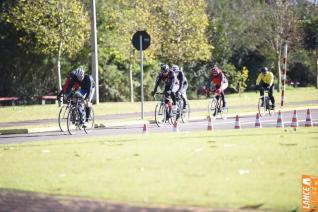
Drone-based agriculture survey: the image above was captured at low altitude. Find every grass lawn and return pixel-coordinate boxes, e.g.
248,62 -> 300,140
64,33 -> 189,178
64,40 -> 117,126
1,127 -> 318,211
1,87 -> 317,123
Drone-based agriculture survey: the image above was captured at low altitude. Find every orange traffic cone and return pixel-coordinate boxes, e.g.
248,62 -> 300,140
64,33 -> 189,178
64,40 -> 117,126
234,115 -> 241,129
305,109 -> 313,127
172,120 -> 179,132
276,110 -> 284,128
142,123 -> 148,134
255,113 -> 262,128
290,110 -> 298,128
207,116 -> 214,131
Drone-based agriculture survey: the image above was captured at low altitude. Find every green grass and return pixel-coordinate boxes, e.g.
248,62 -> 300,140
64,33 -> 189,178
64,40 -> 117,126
1,87 -> 317,123
1,127 -> 318,211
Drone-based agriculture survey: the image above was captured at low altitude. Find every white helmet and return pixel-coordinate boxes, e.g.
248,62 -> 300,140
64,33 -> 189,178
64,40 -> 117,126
74,67 -> 84,79
172,65 -> 180,73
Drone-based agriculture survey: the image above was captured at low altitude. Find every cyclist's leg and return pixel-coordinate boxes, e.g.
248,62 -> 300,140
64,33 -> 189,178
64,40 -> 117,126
181,82 -> 188,109
259,82 -> 265,106
221,82 -> 228,108
164,88 -> 172,116
85,87 -> 95,121
268,84 -> 275,108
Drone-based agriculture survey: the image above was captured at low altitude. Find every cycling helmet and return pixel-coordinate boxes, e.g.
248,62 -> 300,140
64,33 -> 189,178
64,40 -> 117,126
261,67 -> 268,73
160,64 -> 169,72
171,65 -> 180,73
74,67 -> 84,80
211,67 -> 221,76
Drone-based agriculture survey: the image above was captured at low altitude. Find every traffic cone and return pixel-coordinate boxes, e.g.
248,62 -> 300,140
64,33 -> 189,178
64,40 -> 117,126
142,123 -> 148,134
305,109 -> 313,127
255,113 -> 262,128
207,116 -> 214,131
172,120 -> 179,132
290,110 -> 298,128
276,110 -> 284,128
234,115 -> 241,129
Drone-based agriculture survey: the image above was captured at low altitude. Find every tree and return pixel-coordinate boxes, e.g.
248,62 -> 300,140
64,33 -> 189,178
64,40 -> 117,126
5,0 -> 90,92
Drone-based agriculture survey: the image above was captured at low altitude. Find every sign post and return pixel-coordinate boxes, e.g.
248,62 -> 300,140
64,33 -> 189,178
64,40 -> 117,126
132,31 -> 151,120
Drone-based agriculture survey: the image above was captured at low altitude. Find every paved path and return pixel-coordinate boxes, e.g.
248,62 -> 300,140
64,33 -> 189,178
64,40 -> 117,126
1,100 -> 317,127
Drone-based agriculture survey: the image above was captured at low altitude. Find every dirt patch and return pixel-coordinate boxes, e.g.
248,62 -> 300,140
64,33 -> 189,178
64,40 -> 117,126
0,189 -> 276,212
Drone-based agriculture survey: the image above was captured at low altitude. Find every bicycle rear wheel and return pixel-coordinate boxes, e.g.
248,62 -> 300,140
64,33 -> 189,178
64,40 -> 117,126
67,108 -> 80,135
181,101 -> 190,123
155,103 -> 166,127
58,105 -> 69,132
84,107 -> 95,134
208,98 -> 217,117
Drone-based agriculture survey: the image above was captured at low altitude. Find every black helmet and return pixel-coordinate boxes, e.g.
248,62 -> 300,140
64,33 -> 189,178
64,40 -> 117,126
261,67 -> 268,73
161,64 -> 169,71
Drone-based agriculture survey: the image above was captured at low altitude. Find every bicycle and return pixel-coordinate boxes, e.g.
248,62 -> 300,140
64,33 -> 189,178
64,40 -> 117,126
207,91 -> 228,119
176,94 -> 190,123
154,93 -> 180,127
257,90 -> 274,117
58,92 -> 95,135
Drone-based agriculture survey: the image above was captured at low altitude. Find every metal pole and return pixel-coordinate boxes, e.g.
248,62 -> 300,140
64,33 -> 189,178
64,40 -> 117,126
129,47 -> 134,102
90,0 -> 99,104
140,35 -> 144,119
281,43 -> 288,107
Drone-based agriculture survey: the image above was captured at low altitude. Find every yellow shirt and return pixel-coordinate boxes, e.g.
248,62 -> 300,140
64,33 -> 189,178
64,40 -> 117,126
256,71 -> 274,86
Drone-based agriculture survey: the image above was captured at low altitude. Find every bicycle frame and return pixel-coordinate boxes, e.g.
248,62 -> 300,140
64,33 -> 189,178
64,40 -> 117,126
208,93 -> 228,119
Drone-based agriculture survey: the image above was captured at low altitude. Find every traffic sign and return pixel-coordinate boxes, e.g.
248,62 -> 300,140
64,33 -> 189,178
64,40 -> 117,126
132,31 -> 151,50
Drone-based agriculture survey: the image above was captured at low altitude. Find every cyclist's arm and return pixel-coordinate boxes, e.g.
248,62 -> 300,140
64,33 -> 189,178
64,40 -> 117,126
153,74 -> 162,93
256,73 -> 262,85
268,72 -> 274,86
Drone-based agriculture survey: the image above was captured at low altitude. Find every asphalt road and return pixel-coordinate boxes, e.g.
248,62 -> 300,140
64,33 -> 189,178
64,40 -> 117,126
1,108 -> 317,145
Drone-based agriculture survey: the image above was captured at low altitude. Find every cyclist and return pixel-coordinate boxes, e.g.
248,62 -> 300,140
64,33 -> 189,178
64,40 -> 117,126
151,64 -> 178,114
171,65 -> 188,110
208,66 -> 228,109
256,66 -> 275,109
57,67 -> 95,127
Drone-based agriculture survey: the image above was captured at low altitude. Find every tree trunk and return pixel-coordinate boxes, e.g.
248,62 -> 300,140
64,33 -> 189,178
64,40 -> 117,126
57,41 -> 63,92
316,50 -> 318,89
277,51 -> 281,93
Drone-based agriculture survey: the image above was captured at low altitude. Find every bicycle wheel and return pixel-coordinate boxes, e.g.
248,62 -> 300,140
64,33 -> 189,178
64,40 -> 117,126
58,105 -> 69,132
67,107 -> 80,135
155,103 -> 166,127
208,98 -> 217,117
84,107 -> 95,134
258,97 -> 266,117
181,100 -> 190,123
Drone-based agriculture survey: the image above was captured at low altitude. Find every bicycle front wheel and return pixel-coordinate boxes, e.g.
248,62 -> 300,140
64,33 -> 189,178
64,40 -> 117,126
67,108 -> 80,135
208,98 -> 217,117
258,98 -> 266,117
155,103 -> 166,127
58,105 -> 69,132
84,107 -> 95,134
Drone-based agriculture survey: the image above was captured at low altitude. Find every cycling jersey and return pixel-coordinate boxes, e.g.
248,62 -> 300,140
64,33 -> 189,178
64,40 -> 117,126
256,71 -> 274,86
211,72 -> 228,90
153,70 -> 177,93
176,71 -> 188,92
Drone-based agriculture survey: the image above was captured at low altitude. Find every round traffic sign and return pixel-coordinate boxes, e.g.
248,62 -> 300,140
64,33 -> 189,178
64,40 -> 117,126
132,31 -> 151,50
